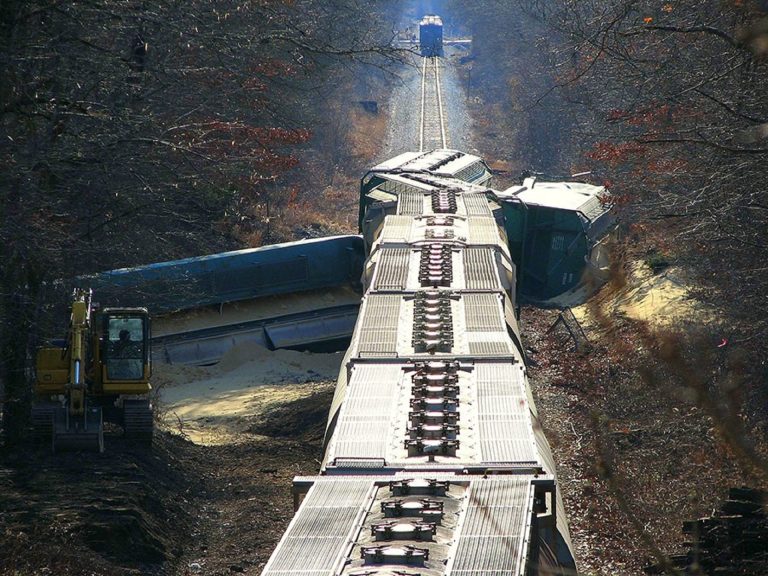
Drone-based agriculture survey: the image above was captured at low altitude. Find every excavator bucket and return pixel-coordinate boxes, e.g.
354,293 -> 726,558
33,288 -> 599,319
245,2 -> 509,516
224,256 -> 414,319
52,406 -> 104,453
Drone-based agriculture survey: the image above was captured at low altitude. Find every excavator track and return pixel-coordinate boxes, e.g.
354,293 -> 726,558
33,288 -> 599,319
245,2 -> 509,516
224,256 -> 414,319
123,399 -> 154,444
31,402 -> 58,447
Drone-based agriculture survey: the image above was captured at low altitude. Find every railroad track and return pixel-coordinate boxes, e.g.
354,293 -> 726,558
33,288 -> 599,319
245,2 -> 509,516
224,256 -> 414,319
419,56 -> 447,151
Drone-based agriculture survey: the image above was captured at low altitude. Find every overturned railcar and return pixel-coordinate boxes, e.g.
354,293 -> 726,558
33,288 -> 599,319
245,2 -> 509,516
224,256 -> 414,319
78,236 -> 365,365
261,150 -> 577,576
77,236 -> 364,314
496,177 -> 615,301
420,14 -> 443,57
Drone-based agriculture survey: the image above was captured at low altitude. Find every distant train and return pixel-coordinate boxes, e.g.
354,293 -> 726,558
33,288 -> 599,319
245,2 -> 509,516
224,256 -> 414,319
419,14 -> 443,57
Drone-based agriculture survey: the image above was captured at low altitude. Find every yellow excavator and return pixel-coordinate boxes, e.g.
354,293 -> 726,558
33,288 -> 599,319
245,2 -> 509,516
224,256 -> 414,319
32,288 -> 153,452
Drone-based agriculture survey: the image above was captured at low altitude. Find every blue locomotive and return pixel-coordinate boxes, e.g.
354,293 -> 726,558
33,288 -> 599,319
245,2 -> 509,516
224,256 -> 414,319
419,14 -> 443,57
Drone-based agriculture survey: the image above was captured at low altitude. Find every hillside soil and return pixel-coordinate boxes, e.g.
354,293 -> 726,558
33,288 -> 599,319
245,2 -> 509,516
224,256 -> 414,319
521,268 -> 768,575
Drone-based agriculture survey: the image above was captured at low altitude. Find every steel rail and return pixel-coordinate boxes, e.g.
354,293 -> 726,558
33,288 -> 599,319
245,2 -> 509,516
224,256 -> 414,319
435,56 -> 447,148
419,57 -> 427,151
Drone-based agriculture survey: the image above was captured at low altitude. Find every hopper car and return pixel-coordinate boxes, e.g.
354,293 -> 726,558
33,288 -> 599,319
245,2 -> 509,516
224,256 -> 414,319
260,149 -> 577,576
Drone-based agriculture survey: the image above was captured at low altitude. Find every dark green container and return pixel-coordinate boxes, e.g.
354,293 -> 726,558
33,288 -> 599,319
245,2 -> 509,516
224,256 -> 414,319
497,179 -> 614,300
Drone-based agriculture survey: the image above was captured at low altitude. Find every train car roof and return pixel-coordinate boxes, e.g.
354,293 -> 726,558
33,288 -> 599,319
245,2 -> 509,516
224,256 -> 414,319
324,358 -> 538,470
508,180 -> 609,222
366,244 -> 513,294
261,474 -> 543,576
420,14 -> 443,26
77,235 -> 364,314
96,234 -> 362,273
373,151 -> 424,170
371,149 -> 486,176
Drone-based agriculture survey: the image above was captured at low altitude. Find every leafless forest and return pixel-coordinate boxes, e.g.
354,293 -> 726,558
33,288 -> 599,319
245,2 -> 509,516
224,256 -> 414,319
0,0 -> 407,439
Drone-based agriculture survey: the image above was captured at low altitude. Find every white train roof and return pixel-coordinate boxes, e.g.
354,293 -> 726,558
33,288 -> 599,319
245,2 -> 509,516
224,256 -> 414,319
348,292 -> 519,360
324,359 -> 540,470
420,14 -> 443,27
371,149 -> 487,179
261,474 -> 546,576
365,245 -> 513,294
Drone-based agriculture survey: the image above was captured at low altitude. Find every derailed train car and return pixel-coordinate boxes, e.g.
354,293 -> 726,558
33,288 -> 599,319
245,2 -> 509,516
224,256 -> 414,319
260,150 -> 577,576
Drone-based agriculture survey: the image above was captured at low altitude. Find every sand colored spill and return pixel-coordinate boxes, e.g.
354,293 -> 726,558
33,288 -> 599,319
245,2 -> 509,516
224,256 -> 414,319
153,286 -> 360,337
154,342 -> 343,445
571,262 -> 714,328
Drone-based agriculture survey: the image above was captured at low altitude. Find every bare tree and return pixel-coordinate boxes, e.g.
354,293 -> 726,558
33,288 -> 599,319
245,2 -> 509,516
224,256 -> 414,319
0,0 -> 405,446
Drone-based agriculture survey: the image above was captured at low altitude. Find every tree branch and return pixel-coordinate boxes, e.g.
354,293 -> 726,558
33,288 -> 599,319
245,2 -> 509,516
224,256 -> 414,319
624,24 -> 739,48
637,137 -> 768,154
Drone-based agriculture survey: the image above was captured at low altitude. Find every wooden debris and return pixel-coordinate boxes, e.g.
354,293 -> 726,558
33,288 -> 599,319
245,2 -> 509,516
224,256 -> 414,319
645,487 -> 768,575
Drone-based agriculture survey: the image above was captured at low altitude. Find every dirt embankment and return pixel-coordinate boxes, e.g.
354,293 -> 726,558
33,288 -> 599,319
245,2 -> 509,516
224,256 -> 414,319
1,435 -> 199,575
522,266 -> 766,575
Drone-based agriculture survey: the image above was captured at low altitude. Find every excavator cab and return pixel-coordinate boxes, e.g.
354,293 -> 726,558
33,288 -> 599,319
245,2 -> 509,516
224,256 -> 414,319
100,310 -> 151,387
